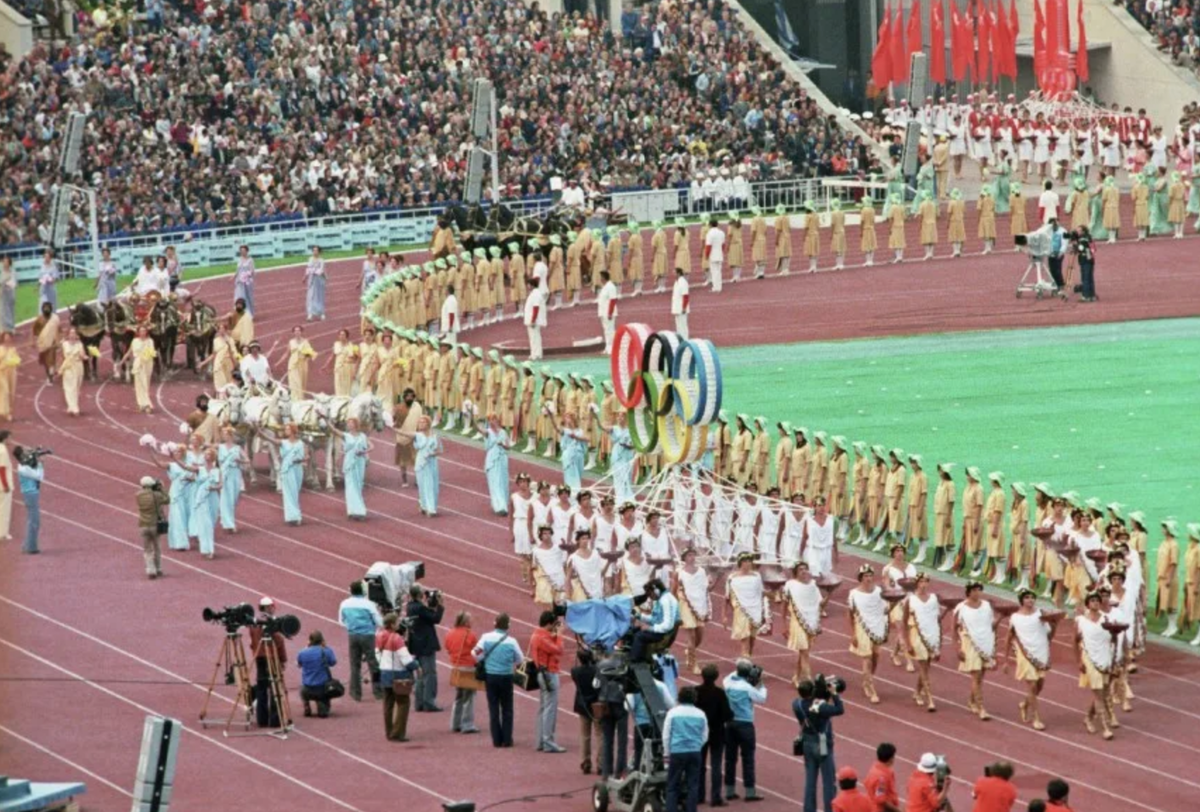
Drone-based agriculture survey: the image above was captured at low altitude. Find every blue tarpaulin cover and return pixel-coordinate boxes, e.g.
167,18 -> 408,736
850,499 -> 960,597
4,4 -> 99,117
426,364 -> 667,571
565,596 -> 634,649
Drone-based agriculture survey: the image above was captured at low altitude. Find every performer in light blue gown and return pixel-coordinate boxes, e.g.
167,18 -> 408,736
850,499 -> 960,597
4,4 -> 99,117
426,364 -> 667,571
149,445 -> 196,552
549,412 -> 588,493
184,435 -> 206,544
305,246 -> 327,321
609,411 -> 636,505
95,248 -> 118,305
191,449 -> 222,558
337,418 -> 372,519
265,424 -> 308,525
217,427 -> 245,532
233,246 -> 256,316
482,415 -> 511,515
411,416 -> 443,515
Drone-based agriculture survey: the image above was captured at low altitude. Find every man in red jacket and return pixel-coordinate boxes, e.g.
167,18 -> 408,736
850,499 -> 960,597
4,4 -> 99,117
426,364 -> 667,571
531,610 -> 566,753
831,767 -> 875,812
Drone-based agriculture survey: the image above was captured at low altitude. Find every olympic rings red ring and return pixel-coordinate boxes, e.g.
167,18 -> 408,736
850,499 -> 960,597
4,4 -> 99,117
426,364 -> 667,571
613,323 -> 654,409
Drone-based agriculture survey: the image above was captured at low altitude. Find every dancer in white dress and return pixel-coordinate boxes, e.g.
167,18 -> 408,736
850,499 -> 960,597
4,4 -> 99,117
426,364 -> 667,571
726,553 -> 769,657
670,470 -> 695,542
800,497 -> 836,577
711,486 -> 735,557
1075,591 -> 1116,740
550,486 -> 574,546
691,479 -> 714,551
531,526 -> 567,611
1003,589 -> 1058,731
733,488 -> 760,555
566,528 -> 607,601
902,574 -> 944,712
641,510 -> 673,579
594,495 -> 618,552
620,538 -> 655,599
511,474 -> 534,583
847,565 -> 889,704
883,543 -> 918,671
778,495 -> 808,566
571,490 -> 598,542
784,561 -> 823,685
615,502 -> 645,552
954,582 -> 999,721
673,547 -> 713,674
756,487 -> 782,561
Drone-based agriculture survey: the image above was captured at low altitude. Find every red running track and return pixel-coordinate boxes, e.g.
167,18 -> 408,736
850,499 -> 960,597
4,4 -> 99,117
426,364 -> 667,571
1,242 -> 1197,812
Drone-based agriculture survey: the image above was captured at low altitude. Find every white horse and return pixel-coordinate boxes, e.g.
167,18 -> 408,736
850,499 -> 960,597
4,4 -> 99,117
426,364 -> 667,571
310,392 -> 388,491
238,382 -> 293,488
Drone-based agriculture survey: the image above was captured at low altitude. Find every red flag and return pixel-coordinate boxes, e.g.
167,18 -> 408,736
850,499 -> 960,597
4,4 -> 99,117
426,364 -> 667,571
1009,0 -> 1019,37
1076,0 -> 1089,82
994,0 -> 1014,79
871,5 -> 894,88
949,1 -> 968,81
891,3 -> 908,82
907,0 -> 923,66
1034,0 -> 1046,81
976,0 -> 991,84
930,0 -> 947,84
1046,0 -> 1060,64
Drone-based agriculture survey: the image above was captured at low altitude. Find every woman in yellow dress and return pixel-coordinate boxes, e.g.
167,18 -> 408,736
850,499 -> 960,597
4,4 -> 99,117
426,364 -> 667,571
773,205 -> 792,274
918,190 -> 938,261
1167,171 -> 1187,239
355,329 -> 380,395
829,199 -> 847,270
727,214 -> 745,281
547,236 -> 565,307
374,332 -> 403,408
565,236 -> 583,308
802,201 -> 820,272
947,188 -> 967,257
977,186 -> 997,254
750,207 -> 768,277
672,217 -> 692,277
321,329 -> 358,398
860,196 -> 878,266
1009,183 -> 1027,246
0,332 -> 21,421
887,194 -> 906,264
650,222 -> 668,291
200,322 -> 238,391
729,414 -> 754,486
283,326 -> 316,397
1101,175 -> 1121,242
121,325 -> 157,414
625,224 -> 644,295
59,327 -> 86,416
1131,174 -> 1150,240
1068,178 -> 1091,232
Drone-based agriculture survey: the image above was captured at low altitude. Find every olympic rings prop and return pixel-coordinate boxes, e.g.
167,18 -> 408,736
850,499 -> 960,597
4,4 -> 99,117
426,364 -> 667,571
612,322 -> 723,462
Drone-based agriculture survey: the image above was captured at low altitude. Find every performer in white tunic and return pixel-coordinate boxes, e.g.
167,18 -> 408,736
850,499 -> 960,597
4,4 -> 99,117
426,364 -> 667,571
669,469 -> 695,541
784,561 -> 823,685
531,526 -> 567,611
732,489 -> 760,555
726,554 -> 769,657
902,574 -> 943,712
566,529 -> 607,601
510,474 -> 534,584
756,488 -> 782,561
883,543 -> 918,671
620,538 -> 655,599
1075,591 -> 1116,740
550,486 -> 574,545
954,582 -> 998,721
690,481 -> 713,551
641,511 -> 673,579
1003,589 -> 1057,731
570,490 -> 599,542
710,486 -> 735,557
594,495 -> 618,552
847,565 -> 889,704
778,495 -> 808,567
800,497 -> 836,578
1105,566 -> 1137,716
615,503 -> 645,551
673,547 -> 713,674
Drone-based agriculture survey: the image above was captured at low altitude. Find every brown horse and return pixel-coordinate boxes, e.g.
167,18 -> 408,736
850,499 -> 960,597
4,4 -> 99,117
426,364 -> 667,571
67,302 -> 106,380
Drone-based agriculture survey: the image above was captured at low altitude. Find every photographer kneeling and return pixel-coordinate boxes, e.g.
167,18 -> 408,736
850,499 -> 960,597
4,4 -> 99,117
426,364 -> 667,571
297,631 -> 342,718
793,675 -> 846,812
406,585 -> 445,712
723,659 -> 767,802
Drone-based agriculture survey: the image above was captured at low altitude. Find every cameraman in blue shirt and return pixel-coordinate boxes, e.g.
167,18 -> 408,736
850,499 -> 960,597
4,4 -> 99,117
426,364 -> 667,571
722,659 -> 768,802
793,677 -> 846,812
15,447 -> 44,555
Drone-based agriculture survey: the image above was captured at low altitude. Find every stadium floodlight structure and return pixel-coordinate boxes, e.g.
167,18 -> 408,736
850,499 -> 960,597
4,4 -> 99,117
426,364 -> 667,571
466,78 -> 501,206
43,112 -> 101,280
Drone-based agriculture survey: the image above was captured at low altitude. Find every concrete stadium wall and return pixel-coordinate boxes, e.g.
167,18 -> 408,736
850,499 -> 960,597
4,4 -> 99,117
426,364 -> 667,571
0,0 -> 33,62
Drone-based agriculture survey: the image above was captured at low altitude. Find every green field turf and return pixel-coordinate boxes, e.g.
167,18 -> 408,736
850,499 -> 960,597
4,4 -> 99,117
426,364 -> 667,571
547,318 -> 1200,610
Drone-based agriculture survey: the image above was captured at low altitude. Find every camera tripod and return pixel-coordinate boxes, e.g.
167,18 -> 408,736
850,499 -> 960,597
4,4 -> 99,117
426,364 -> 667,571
199,631 -> 293,739
1015,254 -> 1057,299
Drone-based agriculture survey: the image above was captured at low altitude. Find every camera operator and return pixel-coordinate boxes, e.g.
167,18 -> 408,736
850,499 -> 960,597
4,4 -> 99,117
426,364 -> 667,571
135,476 -> 170,579
531,610 -> 567,753
1071,226 -> 1097,302
248,597 -> 288,728
970,761 -> 1017,812
14,447 -> 45,555
631,578 -> 680,662
722,659 -> 767,802
338,581 -> 383,701
794,677 -> 846,812
1043,218 -> 1068,292
406,584 -> 445,712
907,753 -> 952,812
695,664 -> 733,807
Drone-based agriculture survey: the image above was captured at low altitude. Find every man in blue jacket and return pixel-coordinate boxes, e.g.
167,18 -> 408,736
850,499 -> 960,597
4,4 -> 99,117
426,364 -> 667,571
664,686 -> 709,812
793,678 -> 846,812
723,659 -> 767,802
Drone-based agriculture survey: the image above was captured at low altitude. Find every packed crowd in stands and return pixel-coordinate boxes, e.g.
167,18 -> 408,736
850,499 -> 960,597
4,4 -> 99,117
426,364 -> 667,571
1123,0 -> 1200,67
0,0 -> 868,248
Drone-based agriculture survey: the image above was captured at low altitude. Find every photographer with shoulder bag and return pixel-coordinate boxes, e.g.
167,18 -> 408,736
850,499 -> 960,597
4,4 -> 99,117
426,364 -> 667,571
297,630 -> 343,718
445,611 -> 481,734
530,610 -> 567,753
793,676 -> 847,812
472,613 -> 524,748
406,584 -> 445,712
376,613 -> 419,741
136,476 -> 170,579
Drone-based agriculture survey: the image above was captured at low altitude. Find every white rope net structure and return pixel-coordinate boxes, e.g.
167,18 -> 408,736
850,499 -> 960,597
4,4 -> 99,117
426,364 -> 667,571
1017,91 -> 1118,130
